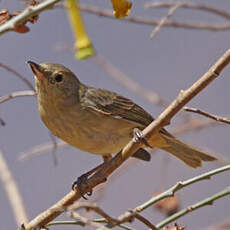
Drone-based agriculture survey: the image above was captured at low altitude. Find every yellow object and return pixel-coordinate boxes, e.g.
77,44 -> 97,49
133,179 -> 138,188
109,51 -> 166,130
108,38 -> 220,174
111,0 -> 132,18
28,61 -> 217,168
66,0 -> 95,59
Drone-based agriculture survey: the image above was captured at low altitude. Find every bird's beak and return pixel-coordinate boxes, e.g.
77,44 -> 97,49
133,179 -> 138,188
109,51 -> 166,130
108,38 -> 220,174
27,61 -> 45,80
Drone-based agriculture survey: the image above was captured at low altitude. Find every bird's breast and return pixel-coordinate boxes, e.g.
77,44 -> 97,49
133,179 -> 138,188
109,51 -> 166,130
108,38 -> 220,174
38,102 -> 138,155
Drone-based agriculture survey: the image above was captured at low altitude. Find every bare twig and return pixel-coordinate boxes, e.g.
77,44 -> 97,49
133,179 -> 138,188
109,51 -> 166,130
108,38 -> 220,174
23,50 -> 230,230
70,202 -> 120,224
172,117 -> 220,136
19,140 -> 67,161
0,90 -> 36,104
0,150 -> 28,226
184,107 -> 230,125
150,2 -> 184,39
69,211 -> 110,230
48,133 -> 58,166
156,187 -> 230,229
77,4 -> 230,31
135,165 -> 230,212
0,62 -> 34,90
145,2 -> 230,20
0,0 -> 61,35
70,202 -> 158,229
93,54 -> 168,107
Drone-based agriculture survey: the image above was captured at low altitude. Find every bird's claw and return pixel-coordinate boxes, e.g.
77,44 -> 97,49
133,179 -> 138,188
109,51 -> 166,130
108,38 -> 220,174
72,173 -> 93,200
133,128 -> 152,148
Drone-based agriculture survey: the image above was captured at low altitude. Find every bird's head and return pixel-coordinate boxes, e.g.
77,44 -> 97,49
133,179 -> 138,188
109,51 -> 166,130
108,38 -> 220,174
28,61 -> 81,105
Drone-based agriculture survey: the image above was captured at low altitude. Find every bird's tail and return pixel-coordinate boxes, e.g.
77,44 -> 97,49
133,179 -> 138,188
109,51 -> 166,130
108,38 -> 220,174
160,135 -> 216,168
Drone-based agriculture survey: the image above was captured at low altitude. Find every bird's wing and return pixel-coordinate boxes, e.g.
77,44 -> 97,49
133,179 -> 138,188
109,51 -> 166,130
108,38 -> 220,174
80,88 -> 153,126
80,87 -> 173,137
80,87 -> 153,127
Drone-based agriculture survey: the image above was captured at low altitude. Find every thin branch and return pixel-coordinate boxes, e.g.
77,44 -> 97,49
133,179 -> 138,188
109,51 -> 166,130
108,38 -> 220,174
135,164 -> 230,212
145,2 -> 230,20
150,2 -> 184,39
23,50 -> 230,230
184,107 -> 230,125
19,140 -> 67,161
93,54 -> 168,107
0,150 -> 28,226
156,187 -> 230,229
48,132 -> 58,166
77,4 -> 230,31
70,202 -> 120,224
172,117 -> 220,136
0,90 -> 36,104
69,211 -> 110,230
0,62 -> 34,90
0,0 -> 60,35
70,203 -> 157,230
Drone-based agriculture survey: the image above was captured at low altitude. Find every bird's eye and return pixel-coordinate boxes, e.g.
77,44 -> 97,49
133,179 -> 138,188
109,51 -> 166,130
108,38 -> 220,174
55,74 -> 63,82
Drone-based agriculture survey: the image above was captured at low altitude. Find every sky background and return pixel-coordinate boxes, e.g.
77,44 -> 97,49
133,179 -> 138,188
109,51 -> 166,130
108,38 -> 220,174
0,0 -> 230,229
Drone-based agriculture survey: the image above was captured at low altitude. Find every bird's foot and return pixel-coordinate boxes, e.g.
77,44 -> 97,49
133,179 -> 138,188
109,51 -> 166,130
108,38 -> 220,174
72,173 -> 93,200
133,128 -> 152,148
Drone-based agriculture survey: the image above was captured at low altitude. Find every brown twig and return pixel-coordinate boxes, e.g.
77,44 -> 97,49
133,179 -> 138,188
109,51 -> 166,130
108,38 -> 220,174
0,150 -> 28,226
19,140 -> 67,161
76,4 -> 230,31
184,107 -> 230,125
70,202 -> 120,224
69,211 -> 110,230
0,90 -> 36,104
0,62 -> 34,90
145,2 -> 230,20
23,49 -> 230,230
48,132 -> 58,166
150,2 -> 184,39
93,54 -> 168,107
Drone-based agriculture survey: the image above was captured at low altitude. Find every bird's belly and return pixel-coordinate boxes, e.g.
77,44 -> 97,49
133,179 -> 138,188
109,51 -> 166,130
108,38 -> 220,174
40,108 -> 136,155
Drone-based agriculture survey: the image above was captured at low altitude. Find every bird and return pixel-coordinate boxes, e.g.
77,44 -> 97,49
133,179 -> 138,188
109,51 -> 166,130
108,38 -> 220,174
28,61 -> 216,176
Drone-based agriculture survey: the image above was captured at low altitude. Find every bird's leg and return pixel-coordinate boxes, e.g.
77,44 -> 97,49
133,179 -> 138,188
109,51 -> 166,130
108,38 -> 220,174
72,154 -> 112,199
133,128 -> 152,148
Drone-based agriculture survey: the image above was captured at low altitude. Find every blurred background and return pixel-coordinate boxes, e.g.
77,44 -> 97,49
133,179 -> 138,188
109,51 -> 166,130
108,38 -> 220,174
0,0 -> 230,229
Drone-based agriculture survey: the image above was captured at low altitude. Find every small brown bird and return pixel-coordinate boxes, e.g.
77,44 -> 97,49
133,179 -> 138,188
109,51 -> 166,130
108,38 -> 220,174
28,61 -> 216,170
